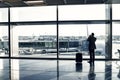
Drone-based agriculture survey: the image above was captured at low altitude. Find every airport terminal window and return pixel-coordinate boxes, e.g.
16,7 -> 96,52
0,4 -> 113,59
10,6 -> 56,22
59,24 -> 106,59
11,25 -> 57,58
9,4 -> 107,59
0,26 -> 9,57
58,4 -> 106,20
112,23 -> 120,59
112,4 -> 120,20
0,8 -> 8,22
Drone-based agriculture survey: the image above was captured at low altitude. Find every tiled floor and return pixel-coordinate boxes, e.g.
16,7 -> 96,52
1,59 -> 120,80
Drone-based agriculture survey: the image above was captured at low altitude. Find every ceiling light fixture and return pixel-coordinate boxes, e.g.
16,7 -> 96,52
24,0 -> 44,4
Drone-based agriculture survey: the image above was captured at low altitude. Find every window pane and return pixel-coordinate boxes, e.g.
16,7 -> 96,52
0,8 -> 8,22
11,25 -> 57,58
10,6 -> 56,21
59,24 -> 105,59
88,24 -> 105,59
59,4 -> 106,20
112,23 -> 120,59
0,26 -> 9,57
112,4 -> 120,20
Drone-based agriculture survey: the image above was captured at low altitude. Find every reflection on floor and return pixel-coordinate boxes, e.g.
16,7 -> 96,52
1,59 -> 120,80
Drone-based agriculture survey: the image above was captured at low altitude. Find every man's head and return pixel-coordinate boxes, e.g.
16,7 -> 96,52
91,33 -> 94,36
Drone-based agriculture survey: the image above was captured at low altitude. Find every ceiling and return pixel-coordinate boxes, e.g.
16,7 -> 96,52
0,0 -> 120,7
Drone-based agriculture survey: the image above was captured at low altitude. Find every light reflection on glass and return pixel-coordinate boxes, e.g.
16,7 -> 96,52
10,59 -> 20,80
0,59 -> 3,69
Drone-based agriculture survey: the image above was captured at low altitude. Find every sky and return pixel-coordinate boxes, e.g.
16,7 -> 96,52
11,24 -> 106,36
1,23 -> 120,38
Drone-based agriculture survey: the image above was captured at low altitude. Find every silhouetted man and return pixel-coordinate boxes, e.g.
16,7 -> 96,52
87,33 -> 96,63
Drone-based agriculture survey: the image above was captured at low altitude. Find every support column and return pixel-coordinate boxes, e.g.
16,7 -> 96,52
10,26 -> 19,56
105,3 -> 112,60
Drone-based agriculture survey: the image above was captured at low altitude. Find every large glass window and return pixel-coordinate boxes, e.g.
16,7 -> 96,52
11,25 -> 57,58
59,4 -> 106,20
59,24 -> 106,59
0,4 -> 110,59
10,6 -> 56,22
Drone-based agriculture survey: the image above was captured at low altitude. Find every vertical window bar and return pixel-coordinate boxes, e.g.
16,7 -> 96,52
8,7 -> 11,58
56,5 -> 60,80
8,7 -> 11,80
57,5 -> 59,59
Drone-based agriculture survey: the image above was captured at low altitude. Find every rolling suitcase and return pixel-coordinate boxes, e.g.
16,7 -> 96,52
76,53 -> 82,63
